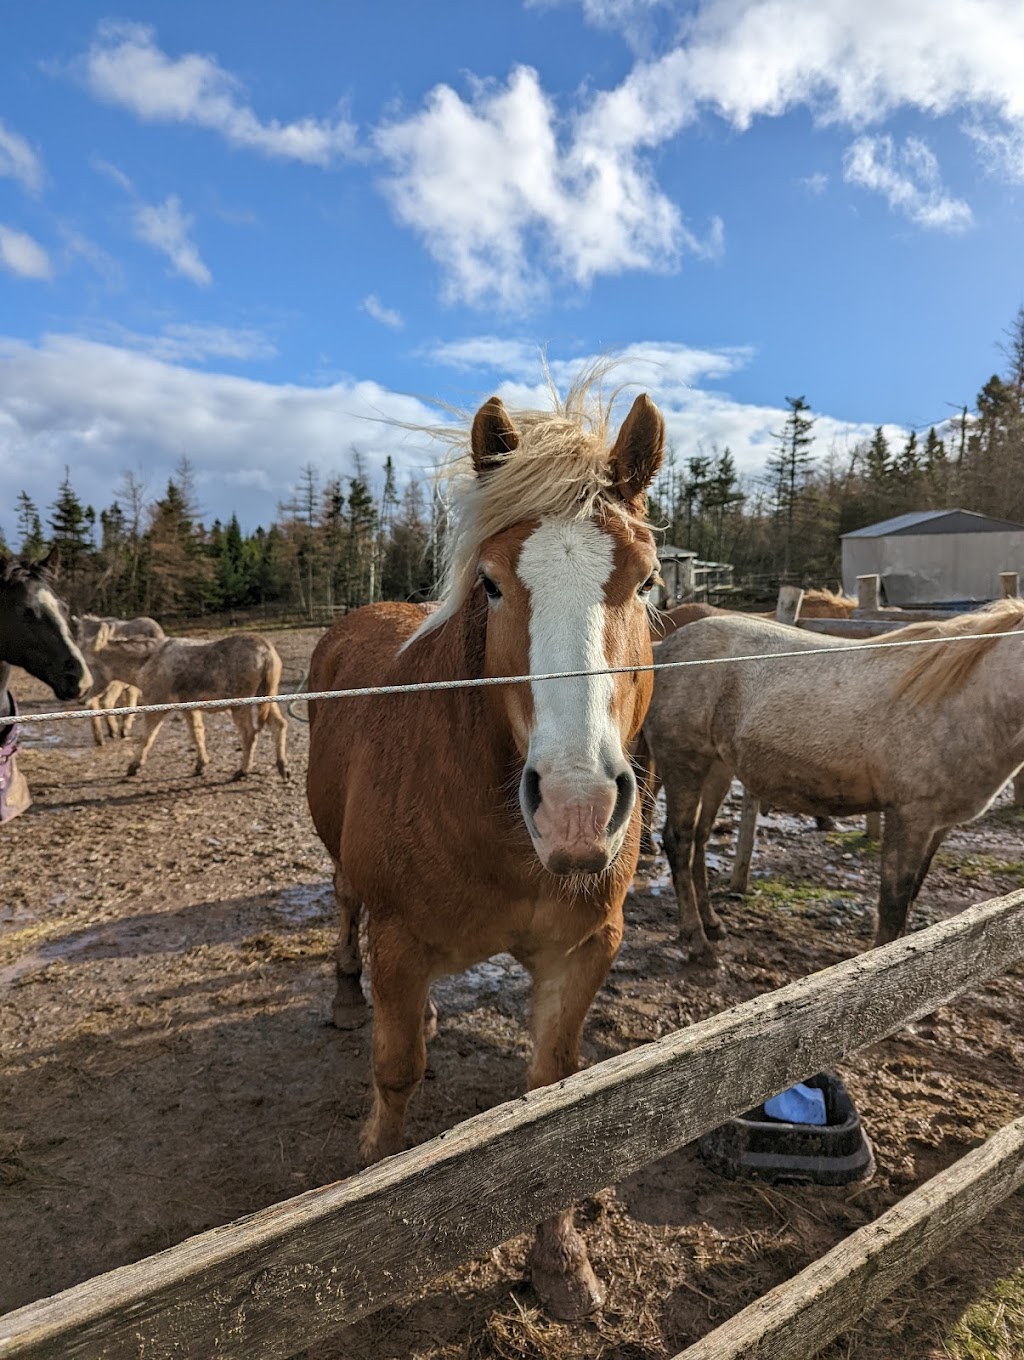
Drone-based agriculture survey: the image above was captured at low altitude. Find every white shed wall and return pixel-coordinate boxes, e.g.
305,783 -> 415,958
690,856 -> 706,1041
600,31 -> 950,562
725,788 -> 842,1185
841,531 -> 1024,604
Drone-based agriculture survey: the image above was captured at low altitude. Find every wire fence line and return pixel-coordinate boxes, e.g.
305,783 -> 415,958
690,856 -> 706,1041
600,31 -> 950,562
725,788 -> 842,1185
13,625 -> 1024,728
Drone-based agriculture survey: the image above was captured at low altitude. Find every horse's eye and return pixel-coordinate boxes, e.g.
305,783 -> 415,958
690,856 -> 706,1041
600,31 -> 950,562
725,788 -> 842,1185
480,573 -> 502,602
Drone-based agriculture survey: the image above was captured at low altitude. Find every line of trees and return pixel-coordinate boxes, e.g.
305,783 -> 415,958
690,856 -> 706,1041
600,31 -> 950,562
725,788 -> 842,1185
6,310 -> 1024,617
651,307 -> 1024,588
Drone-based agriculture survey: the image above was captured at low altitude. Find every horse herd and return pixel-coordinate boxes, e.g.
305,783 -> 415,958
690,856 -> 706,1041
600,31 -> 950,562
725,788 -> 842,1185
3,374 -> 1024,1319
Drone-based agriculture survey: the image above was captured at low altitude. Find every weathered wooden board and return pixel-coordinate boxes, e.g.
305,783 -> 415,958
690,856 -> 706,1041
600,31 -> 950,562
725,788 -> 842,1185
675,1115 -> 1024,1360
797,618 -> 909,638
3,890 -> 1024,1360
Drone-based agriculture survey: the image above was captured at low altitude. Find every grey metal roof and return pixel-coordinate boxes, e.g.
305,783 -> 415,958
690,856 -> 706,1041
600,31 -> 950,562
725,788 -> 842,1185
842,508 -> 1024,539
658,543 -> 698,558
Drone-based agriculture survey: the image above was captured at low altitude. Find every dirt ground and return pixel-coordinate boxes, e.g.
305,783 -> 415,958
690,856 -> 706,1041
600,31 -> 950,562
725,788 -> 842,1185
3,624 -> 1024,1359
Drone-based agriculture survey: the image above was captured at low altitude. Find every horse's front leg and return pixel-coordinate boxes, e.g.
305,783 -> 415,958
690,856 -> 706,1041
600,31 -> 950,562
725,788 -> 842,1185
126,712 -> 164,776
185,711 -> 210,777
692,761 -> 732,942
86,694 -> 106,747
524,919 -> 622,1320
119,685 -> 142,739
360,923 -> 433,1165
661,765 -> 716,963
875,812 -> 941,946
228,708 -> 257,780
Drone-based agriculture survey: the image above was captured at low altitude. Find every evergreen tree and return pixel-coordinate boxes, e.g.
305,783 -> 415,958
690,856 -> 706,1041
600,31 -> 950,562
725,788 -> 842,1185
48,468 -> 93,585
15,492 -> 45,557
767,396 -> 816,576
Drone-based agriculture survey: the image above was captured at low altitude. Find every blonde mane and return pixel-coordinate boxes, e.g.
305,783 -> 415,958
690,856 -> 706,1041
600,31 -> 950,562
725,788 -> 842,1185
409,365 -> 649,643
885,598 -> 1024,703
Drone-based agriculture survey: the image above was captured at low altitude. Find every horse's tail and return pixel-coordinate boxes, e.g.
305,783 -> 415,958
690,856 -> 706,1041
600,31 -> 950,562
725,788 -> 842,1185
255,643 -> 283,729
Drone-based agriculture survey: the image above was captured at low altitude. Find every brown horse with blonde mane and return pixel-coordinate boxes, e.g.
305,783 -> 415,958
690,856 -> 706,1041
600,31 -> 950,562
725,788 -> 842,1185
644,600 -> 1024,961
306,379 -> 665,1318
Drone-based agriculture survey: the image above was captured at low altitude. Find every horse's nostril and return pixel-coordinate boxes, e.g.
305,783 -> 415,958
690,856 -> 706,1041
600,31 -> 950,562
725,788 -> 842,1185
609,769 -> 636,835
523,767 -> 542,818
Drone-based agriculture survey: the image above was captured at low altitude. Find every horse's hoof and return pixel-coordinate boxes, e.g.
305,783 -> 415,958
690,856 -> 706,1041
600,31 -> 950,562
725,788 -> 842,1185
278,762 -> 291,782
530,1259 -> 604,1321
126,764 -> 139,777
704,920 -> 727,942
358,1124 -> 404,1167
682,938 -> 719,968
332,975 -> 367,1030
231,769 -> 248,782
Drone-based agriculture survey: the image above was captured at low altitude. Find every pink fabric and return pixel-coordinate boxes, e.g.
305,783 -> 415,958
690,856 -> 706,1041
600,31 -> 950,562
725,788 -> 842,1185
0,694 -> 30,824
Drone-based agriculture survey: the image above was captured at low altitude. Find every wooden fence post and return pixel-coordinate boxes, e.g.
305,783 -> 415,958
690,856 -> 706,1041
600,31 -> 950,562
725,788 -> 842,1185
1000,571 -> 1019,599
775,586 -> 804,626
857,575 -> 880,611
730,788 -> 759,893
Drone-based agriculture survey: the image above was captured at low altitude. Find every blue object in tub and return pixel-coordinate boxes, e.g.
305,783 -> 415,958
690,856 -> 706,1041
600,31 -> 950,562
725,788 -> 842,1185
763,1081 -> 828,1125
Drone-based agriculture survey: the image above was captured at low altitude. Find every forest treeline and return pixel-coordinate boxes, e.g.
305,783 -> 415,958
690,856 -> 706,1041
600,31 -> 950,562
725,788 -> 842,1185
7,309 -> 1024,619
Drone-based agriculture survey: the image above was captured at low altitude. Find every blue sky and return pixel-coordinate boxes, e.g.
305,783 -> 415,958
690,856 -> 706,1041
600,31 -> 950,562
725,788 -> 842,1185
2,1 -> 1023,539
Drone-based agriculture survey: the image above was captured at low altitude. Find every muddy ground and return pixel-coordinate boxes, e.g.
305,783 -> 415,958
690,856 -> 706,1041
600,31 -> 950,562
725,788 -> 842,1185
3,624 -> 1024,1359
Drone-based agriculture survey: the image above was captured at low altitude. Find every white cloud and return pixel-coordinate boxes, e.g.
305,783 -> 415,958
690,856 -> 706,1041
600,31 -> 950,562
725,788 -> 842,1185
132,195 -> 211,286
80,22 -> 358,165
99,322 -> 277,364
843,135 -> 973,231
0,225 -> 52,280
360,294 -> 404,329
374,65 -> 690,309
0,335 -> 438,537
0,120 -> 44,194
799,172 -> 829,196
59,227 -> 124,289
0,334 -> 893,543
91,156 -> 134,193
376,1 -> 1024,305
424,336 -> 754,389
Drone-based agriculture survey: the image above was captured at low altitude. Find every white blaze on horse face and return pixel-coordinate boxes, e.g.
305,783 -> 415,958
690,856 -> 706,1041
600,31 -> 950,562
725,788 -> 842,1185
517,518 -> 633,871
37,587 -> 92,694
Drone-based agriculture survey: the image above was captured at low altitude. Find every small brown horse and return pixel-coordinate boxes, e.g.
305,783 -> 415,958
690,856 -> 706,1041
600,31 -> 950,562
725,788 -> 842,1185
306,381 -> 664,1318
644,603 -> 1024,961
79,630 -> 290,781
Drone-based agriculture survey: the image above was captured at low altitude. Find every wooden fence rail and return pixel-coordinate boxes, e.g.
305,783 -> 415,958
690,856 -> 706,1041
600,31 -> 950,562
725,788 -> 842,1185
676,1114 -> 1024,1360
3,889 -> 1024,1359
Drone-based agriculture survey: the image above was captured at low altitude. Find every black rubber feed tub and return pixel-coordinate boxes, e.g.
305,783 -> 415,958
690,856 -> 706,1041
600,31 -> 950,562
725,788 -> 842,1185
698,1072 -> 875,1186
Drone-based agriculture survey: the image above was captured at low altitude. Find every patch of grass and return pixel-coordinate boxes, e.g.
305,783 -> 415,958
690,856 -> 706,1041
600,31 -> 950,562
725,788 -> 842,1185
750,877 -> 857,908
824,829 -> 879,855
943,1268 -> 1024,1359
934,852 -> 1024,885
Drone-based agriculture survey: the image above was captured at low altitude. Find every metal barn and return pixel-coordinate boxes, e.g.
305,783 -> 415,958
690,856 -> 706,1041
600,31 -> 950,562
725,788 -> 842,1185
841,508 -> 1024,607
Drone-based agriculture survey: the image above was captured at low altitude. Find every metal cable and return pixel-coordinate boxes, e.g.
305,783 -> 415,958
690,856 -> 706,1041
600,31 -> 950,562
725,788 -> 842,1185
14,625 -> 1024,727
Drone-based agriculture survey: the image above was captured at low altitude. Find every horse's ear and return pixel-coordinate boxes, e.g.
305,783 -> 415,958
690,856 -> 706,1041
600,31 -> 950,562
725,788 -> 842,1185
41,544 -> 61,577
608,393 -> 665,504
471,397 -> 520,477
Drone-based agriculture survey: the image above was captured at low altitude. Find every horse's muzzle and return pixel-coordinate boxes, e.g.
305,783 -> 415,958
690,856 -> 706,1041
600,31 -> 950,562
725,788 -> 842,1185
521,765 -> 636,876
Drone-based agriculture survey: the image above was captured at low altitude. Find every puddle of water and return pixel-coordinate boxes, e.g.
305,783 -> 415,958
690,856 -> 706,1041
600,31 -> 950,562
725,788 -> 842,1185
0,929 -> 100,987
275,882 -> 335,924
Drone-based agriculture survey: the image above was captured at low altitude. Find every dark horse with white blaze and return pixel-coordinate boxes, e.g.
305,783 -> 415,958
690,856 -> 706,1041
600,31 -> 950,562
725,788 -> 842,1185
0,550 -> 93,822
306,380 -> 665,1319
